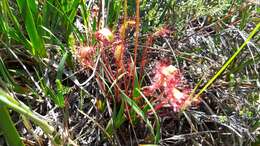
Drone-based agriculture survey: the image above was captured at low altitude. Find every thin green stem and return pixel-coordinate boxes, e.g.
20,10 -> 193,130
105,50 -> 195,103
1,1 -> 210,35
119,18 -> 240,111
195,23 -> 260,98
0,89 -> 55,135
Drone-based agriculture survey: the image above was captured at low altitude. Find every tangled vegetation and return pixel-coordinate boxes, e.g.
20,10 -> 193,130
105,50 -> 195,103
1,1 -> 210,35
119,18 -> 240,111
0,0 -> 259,145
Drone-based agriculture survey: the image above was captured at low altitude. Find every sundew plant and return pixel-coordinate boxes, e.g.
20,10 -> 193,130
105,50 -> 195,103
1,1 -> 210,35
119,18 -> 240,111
0,0 -> 259,145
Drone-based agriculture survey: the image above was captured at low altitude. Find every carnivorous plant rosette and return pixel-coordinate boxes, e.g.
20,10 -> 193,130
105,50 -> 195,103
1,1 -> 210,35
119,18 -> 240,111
143,60 -> 194,112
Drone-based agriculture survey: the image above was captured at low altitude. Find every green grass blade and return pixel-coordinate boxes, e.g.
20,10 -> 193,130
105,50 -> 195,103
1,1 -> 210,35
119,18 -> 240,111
132,73 -> 141,100
0,58 -> 24,93
42,0 -> 56,29
196,23 -> 260,98
0,89 -> 55,135
56,51 -> 68,80
120,91 -> 155,138
106,102 -> 126,134
0,58 -> 15,86
114,102 -> 126,128
24,0 -> 46,57
44,1 -> 84,42
1,0 -> 30,48
15,0 -> 25,14
107,104 -> 125,132
40,25 -> 65,51
68,0 -> 80,22
0,103 -> 25,146
27,0 -> 37,14
55,79 -> 65,108
107,0 -> 122,28
51,51 -> 68,107
137,89 -> 160,144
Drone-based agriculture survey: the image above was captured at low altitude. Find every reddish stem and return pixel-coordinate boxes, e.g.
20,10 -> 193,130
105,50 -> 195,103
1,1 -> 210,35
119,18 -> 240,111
139,35 -> 153,83
131,0 -> 140,98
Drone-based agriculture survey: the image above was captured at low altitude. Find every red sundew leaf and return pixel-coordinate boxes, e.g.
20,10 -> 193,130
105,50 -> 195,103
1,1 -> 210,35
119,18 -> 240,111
95,28 -> 114,45
170,88 -> 189,111
78,46 -> 96,67
78,46 -> 95,58
143,60 -> 194,112
153,62 -> 180,89
114,43 -> 124,63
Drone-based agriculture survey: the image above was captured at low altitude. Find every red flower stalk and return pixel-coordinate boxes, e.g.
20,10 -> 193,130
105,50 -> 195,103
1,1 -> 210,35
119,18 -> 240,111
143,60 -> 192,112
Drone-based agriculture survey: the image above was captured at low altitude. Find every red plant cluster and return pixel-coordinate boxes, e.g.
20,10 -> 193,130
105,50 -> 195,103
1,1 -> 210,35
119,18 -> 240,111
78,28 -> 115,68
78,26 -> 194,112
143,60 -> 192,112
